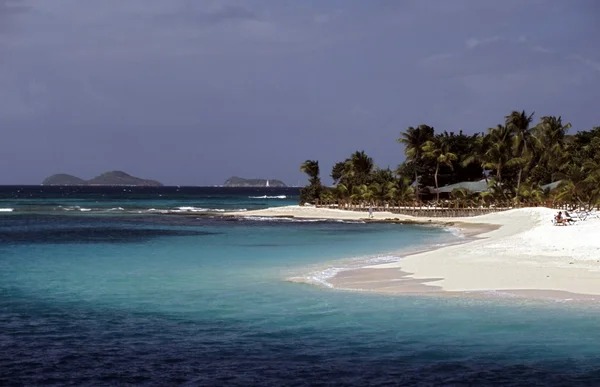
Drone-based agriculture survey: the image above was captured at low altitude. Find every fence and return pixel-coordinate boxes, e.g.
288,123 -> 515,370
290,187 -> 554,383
313,200 -> 596,218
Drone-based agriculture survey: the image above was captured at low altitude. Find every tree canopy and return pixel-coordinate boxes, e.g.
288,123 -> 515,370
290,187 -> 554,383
299,110 -> 600,208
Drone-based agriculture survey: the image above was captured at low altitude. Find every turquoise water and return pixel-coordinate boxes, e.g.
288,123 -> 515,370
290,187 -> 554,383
2,187 -> 600,385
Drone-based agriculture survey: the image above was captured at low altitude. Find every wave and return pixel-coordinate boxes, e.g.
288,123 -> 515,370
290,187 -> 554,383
134,207 -> 246,214
0,208 -> 14,212
47,206 -> 247,214
365,255 -> 401,264
171,207 -> 247,213
58,206 -> 93,212
444,226 -> 465,238
240,216 -> 363,224
300,267 -> 343,288
334,219 -> 366,224
242,216 -> 321,223
175,206 -> 226,213
248,195 -> 287,199
290,254 -> 403,288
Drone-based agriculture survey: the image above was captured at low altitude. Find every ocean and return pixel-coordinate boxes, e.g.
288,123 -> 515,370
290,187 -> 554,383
2,186 -> 600,386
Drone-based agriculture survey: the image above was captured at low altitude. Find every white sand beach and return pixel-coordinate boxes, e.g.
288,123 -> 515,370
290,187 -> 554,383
226,206 -> 600,299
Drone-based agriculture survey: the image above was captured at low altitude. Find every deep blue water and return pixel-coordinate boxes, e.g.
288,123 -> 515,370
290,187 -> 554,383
2,187 -> 600,386
0,185 -> 300,214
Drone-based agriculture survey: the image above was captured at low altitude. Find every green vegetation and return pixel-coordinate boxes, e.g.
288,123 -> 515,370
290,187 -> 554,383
224,177 -> 287,187
299,110 -> 600,208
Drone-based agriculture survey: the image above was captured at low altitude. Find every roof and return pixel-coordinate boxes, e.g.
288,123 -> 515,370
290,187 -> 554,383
541,180 -> 562,191
430,179 -> 489,194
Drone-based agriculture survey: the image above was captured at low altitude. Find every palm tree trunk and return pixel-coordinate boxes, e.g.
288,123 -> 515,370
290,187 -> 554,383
516,167 -> 523,199
414,170 -> 419,202
434,163 -> 439,202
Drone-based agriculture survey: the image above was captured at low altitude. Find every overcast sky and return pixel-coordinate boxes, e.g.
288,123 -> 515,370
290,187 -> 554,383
1,0 -> 599,185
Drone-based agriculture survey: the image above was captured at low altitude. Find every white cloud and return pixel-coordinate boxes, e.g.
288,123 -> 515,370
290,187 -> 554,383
465,36 -> 502,49
568,54 -> 600,72
532,45 -> 553,54
313,14 -> 329,24
420,52 -> 453,66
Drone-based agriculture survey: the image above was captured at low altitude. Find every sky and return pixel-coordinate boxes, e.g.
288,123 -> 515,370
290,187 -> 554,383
1,0 -> 599,186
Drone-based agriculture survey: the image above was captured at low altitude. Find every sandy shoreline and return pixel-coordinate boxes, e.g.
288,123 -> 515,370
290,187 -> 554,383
225,205 -> 600,301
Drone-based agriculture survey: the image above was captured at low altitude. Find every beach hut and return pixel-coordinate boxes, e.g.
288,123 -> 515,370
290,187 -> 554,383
541,180 -> 562,191
427,179 -> 489,199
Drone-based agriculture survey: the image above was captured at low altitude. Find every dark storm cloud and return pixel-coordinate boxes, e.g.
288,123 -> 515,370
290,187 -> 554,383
0,0 -> 599,185
0,0 -> 28,33
0,0 -> 28,16
153,4 -> 256,25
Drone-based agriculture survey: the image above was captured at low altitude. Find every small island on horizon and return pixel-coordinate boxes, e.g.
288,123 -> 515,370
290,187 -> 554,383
42,171 -> 163,186
223,176 -> 287,188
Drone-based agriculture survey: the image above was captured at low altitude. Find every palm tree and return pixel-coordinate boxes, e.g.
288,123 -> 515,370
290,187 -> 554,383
364,183 -> 379,204
535,116 -> 571,156
349,151 -> 374,176
350,184 -> 368,204
461,134 -> 488,182
395,176 -> 416,202
554,164 -> 590,206
397,125 -> 434,201
505,110 -> 536,196
480,178 -> 510,202
299,160 -> 322,204
583,159 -> 600,207
422,136 -> 458,201
333,183 -> 350,207
330,161 -> 347,185
341,151 -> 374,188
319,189 -> 335,204
516,180 -> 544,203
532,116 -> 572,182
300,160 -> 321,186
383,177 -> 415,203
482,125 -> 513,183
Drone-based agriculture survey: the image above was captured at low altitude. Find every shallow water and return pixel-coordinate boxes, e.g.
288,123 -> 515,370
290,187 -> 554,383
2,187 -> 600,386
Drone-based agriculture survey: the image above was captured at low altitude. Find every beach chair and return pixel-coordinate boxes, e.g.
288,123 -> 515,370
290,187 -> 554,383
577,210 -> 600,220
551,215 -> 569,226
563,211 -> 579,223
588,210 -> 600,219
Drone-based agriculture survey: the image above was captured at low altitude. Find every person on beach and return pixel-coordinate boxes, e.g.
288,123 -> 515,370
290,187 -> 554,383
554,211 -> 568,226
368,206 -> 373,219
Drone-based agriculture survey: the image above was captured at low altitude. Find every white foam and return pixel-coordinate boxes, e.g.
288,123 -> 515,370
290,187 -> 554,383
249,195 -> 287,199
173,207 -> 241,213
0,208 -> 14,212
294,253 -> 405,289
304,267 -> 346,288
243,216 -> 321,222
366,255 -> 402,264
334,219 -> 365,224
241,216 -> 366,224
176,206 -> 209,212
444,227 -> 465,238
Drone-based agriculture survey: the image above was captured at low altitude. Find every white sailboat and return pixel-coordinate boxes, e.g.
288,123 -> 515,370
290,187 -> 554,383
266,180 -> 270,187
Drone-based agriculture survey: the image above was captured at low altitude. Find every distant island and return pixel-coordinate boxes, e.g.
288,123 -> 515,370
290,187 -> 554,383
42,171 -> 163,186
223,176 -> 287,187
